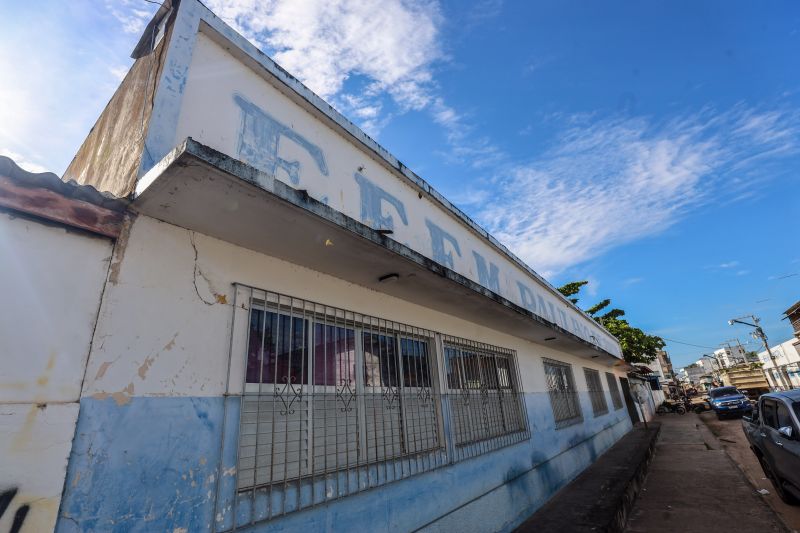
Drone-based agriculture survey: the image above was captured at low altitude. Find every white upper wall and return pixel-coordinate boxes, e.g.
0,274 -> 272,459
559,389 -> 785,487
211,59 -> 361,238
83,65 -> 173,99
0,212 -> 113,403
136,1 -> 620,358
758,339 -> 800,368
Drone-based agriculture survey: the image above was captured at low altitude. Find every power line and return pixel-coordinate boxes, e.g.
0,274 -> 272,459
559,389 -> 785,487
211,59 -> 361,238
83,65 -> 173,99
662,338 -> 715,349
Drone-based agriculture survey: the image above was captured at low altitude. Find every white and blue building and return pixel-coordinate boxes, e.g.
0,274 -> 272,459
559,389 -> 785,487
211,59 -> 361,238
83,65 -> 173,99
2,1 -> 639,531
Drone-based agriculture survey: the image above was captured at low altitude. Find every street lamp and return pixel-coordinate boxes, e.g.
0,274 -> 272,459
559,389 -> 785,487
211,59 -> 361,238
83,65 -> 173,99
728,314 -> 791,390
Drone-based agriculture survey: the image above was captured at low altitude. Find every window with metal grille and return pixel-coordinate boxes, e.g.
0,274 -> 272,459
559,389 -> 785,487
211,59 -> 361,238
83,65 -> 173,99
583,368 -> 608,416
606,372 -> 623,410
238,292 -> 442,493
224,285 -> 530,528
543,358 -> 582,428
443,338 -> 528,457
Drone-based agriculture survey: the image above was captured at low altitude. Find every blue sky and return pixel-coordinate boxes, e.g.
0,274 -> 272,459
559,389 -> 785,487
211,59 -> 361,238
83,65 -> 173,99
2,0 -> 798,368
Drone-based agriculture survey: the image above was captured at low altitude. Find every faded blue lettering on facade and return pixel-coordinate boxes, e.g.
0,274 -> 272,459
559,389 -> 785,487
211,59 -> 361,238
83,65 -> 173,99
557,308 -> 568,330
536,294 -> 551,321
353,172 -> 408,231
426,219 -> 462,269
517,282 -> 537,314
229,96 -> 613,355
473,251 -> 501,293
233,93 -> 328,185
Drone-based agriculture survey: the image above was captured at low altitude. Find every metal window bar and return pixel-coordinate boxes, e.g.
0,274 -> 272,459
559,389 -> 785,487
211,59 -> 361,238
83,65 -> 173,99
226,286 -> 452,529
583,368 -> 608,417
543,358 -> 583,429
605,372 -> 623,410
442,335 -> 530,462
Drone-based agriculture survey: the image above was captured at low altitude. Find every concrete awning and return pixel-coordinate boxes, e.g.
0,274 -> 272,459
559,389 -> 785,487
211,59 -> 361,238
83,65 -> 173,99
133,139 -> 621,364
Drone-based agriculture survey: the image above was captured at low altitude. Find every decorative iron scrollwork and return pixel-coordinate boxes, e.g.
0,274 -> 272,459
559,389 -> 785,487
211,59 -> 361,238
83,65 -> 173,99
382,385 -> 399,409
336,380 -> 356,412
275,375 -> 303,415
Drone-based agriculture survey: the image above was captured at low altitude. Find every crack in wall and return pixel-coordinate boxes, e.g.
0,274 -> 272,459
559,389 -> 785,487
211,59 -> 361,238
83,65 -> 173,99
189,232 -> 226,306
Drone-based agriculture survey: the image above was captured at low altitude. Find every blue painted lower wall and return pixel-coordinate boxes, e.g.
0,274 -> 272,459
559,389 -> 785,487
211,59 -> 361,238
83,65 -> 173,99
58,393 -> 631,532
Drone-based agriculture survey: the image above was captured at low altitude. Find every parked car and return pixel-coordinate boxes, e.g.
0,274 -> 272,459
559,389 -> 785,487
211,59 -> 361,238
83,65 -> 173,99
742,390 -> 800,504
707,386 -> 752,419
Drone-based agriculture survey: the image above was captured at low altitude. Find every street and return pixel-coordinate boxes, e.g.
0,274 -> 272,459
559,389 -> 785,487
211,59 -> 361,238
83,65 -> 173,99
700,411 -> 800,532
626,412 -> 789,532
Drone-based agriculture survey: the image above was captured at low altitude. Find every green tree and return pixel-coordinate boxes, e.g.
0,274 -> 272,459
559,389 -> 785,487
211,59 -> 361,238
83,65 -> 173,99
556,281 -> 588,304
557,280 -> 664,365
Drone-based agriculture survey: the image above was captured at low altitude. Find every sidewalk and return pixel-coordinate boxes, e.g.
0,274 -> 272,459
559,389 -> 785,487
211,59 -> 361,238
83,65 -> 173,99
625,413 -> 786,533
516,423 -> 660,533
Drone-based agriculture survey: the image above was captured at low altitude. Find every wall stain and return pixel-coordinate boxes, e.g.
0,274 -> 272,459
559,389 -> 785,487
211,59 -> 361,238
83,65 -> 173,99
95,361 -> 112,380
92,382 -> 135,406
108,214 -> 134,285
10,405 -> 38,451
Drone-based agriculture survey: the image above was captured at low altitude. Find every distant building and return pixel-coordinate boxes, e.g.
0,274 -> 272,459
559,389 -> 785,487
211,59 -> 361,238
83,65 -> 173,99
653,350 -> 680,396
713,344 -> 755,368
684,363 -> 707,386
758,339 -> 800,390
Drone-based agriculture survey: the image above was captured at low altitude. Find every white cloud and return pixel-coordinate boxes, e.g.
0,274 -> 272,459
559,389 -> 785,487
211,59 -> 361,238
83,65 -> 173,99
718,261 -> 739,269
622,277 -> 644,287
431,98 -> 505,168
109,65 -> 130,82
473,105 -> 800,274
0,148 -> 49,174
0,1 -> 154,174
108,1 -> 152,34
204,0 -> 505,157
204,0 -> 442,114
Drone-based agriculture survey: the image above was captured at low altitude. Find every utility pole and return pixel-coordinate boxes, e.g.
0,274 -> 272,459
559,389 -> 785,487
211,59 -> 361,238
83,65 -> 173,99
729,315 -> 792,391
702,354 -> 722,386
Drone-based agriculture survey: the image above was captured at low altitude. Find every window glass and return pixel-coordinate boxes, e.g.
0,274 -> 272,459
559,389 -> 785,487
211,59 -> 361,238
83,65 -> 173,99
710,387 -> 737,398
400,338 -> 431,387
445,347 -> 510,391
480,355 -> 501,390
544,359 -> 582,426
496,357 -> 512,389
312,323 -> 356,386
445,346 -> 463,389
246,309 -> 308,384
605,372 -> 623,410
459,350 -> 483,389
762,400 -> 778,428
363,331 -> 399,388
776,402 -> 794,430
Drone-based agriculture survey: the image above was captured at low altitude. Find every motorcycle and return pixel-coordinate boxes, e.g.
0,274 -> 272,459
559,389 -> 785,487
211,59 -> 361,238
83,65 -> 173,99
656,399 -> 686,415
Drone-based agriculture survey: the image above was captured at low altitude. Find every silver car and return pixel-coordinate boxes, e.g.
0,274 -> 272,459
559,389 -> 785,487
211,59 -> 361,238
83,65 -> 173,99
743,389 -> 800,504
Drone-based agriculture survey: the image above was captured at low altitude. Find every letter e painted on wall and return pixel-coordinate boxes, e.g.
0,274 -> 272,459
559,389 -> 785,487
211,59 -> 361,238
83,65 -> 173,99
425,219 -> 462,269
353,173 -> 409,231
233,93 -> 328,185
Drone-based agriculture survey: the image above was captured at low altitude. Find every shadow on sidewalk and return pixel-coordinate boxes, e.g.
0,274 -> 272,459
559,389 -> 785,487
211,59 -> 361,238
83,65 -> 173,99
516,422 -> 660,533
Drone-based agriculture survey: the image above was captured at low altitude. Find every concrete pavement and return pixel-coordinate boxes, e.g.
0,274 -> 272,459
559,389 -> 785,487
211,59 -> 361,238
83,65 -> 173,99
701,412 -> 800,532
625,413 -> 787,532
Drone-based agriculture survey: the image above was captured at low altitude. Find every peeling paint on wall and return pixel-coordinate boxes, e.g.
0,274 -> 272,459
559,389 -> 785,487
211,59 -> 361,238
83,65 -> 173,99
234,93 -> 328,185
